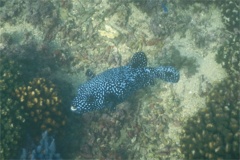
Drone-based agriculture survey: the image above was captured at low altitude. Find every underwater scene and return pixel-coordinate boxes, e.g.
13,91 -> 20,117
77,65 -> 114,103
0,0 -> 239,159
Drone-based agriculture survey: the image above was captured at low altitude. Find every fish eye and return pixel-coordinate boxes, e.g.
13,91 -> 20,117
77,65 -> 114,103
86,95 -> 95,104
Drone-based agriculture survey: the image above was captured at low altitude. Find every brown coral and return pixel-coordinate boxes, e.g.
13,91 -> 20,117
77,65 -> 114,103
15,78 -> 67,135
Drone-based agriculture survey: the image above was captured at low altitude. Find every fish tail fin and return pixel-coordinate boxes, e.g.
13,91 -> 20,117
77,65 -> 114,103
154,66 -> 180,83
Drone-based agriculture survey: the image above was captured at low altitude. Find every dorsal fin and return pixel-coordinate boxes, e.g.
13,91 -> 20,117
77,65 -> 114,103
85,69 -> 96,80
128,52 -> 147,68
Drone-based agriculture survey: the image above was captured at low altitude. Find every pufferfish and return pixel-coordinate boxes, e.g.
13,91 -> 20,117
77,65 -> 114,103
71,52 -> 179,114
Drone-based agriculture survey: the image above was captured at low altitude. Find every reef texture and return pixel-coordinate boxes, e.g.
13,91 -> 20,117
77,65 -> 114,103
0,56 -> 24,159
0,56 -> 66,159
220,0 -> 240,32
180,72 -> 240,159
0,0 -> 238,159
216,0 -> 240,75
74,86 -> 183,159
0,35 -> 69,159
180,0 -> 240,158
216,33 -> 240,76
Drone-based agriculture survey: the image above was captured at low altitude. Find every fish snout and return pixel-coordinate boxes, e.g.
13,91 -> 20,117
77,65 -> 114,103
71,105 -> 78,111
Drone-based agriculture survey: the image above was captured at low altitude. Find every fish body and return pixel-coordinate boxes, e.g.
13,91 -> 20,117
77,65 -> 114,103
71,52 -> 179,114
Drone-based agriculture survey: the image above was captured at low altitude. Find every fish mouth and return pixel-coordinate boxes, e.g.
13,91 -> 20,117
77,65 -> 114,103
71,105 -> 78,111
71,105 -> 84,114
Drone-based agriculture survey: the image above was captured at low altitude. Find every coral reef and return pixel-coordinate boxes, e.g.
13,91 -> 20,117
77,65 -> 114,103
181,21 -> 239,158
0,104 -> 23,159
220,0 -> 240,32
180,72 -> 240,159
14,78 -> 67,135
0,58 -> 66,159
180,2 -> 239,158
1,0 -> 236,159
0,0 -> 65,41
133,0 -> 168,15
75,103 -> 134,159
133,0 -> 220,47
217,0 -> 240,73
0,56 -> 23,92
0,43 -> 71,159
177,0 -> 239,33
0,56 -> 25,159
20,131 -> 61,160
0,33 -> 69,82
149,3 -> 191,37
0,58 -> 67,159
216,32 -> 240,76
